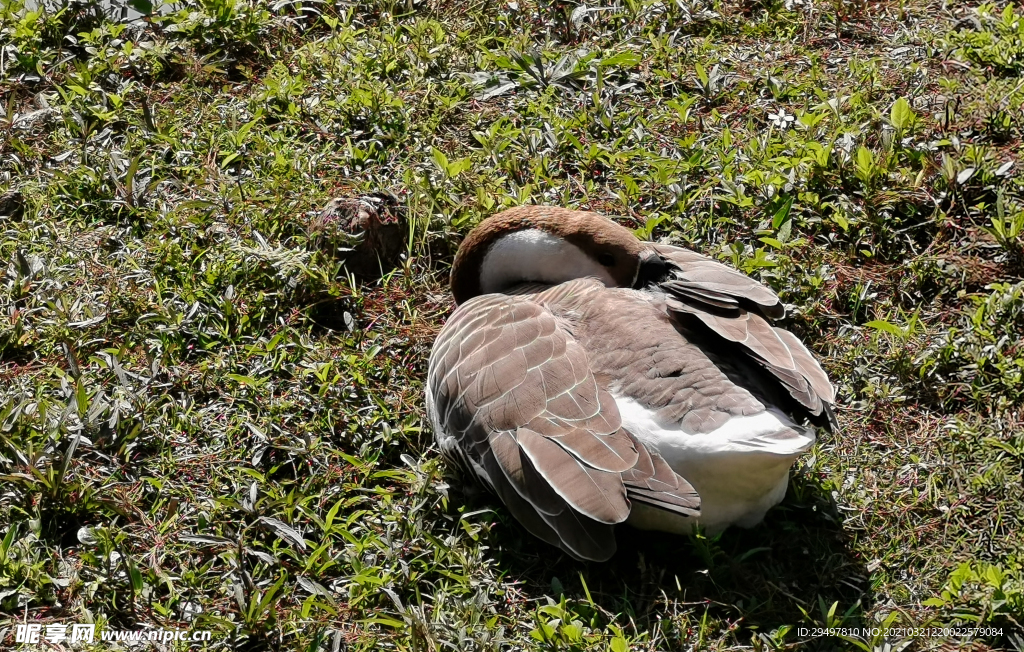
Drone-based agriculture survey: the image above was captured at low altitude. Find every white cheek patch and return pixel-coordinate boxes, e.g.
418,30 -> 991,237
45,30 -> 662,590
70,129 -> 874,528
479,229 -> 617,294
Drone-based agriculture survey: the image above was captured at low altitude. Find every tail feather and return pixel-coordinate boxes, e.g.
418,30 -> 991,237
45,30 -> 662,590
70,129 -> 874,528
620,431 -> 701,518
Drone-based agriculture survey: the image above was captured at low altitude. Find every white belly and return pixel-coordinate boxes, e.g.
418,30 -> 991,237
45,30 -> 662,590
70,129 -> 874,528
614,396 -> 814,535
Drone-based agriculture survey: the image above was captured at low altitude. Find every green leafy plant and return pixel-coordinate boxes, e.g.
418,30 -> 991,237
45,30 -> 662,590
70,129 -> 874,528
888,97 -> 916,138
692,62 -> 730,100
985,191 -> 1024,260
1,0 -> 1022,650
925,561 -> 1024,629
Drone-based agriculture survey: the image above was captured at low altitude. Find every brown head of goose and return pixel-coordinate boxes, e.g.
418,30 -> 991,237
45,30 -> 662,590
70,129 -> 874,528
426,206 -> 836,561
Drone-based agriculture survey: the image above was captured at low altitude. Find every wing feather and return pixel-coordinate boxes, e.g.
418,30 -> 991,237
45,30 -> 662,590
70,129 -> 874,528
427,292 -> 702,560
648,245 -> 835,427
621,433 -> 700,517
667,300 -> 797,372
774,327 -> 836,404
546,425 -> 637,474
488,429 -> 620,560
516,427 -> 629,524
653,243 -> 784,319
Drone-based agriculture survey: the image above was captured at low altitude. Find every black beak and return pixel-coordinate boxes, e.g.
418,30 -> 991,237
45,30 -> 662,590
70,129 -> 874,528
635,250 -> 669,288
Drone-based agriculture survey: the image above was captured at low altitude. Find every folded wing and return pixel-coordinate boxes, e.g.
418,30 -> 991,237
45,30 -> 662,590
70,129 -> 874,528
427,294 -> 699,560
651,243 -> 836,429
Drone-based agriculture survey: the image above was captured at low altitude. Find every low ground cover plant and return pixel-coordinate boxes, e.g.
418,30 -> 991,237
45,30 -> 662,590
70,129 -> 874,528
1,0 -> 1022,649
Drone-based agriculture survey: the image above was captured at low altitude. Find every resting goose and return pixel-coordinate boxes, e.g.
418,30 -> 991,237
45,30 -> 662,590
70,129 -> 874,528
426,206 -> 836,561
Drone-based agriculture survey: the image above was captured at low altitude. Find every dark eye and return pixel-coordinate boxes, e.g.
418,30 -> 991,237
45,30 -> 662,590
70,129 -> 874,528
597,253 -> 616,267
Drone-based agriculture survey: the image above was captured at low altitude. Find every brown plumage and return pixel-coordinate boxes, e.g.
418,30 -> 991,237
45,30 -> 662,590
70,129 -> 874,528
309,192 -> 407,278
426,206 -> 835,560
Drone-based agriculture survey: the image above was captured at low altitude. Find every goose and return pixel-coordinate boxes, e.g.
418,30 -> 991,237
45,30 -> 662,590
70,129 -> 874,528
426,206 -> 836,561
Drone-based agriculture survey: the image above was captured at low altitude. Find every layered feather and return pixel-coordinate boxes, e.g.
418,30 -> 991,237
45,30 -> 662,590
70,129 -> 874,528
427,293 -> 700,560
651,243 -> 835,426
427,207 -> 836,559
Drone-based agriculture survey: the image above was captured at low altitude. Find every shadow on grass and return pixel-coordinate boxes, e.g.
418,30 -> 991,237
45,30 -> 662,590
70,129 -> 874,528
484,468 -> 869,649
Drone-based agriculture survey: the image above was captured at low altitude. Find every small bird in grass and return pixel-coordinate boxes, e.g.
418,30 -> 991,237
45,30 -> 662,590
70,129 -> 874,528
309,191 -> 406,278
426,206 -> 836,561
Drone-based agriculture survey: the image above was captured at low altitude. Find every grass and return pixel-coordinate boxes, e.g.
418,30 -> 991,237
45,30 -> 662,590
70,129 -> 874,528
1,0 -> 1023,649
